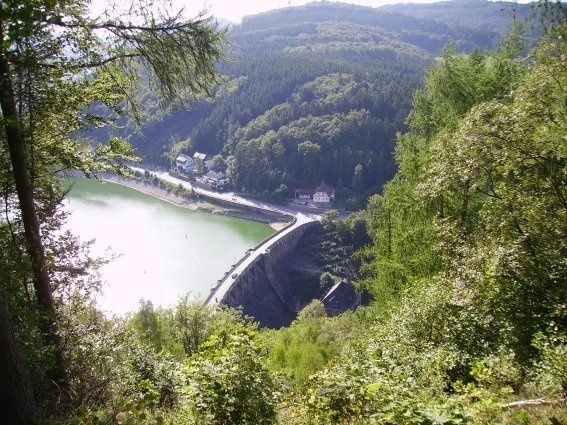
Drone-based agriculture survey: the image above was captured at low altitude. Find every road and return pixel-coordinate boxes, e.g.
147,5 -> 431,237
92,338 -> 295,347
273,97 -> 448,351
129,167 -> 320,305
130,166 -> 320,221
204,214 -> 314,305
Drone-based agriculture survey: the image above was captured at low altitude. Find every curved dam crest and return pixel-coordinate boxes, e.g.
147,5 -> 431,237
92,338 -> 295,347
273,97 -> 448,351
207,219 -> 317,328
127,167 -> 323,327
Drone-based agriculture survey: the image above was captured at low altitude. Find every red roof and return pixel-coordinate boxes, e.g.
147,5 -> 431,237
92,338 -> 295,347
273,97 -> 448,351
315,184 -> 335,195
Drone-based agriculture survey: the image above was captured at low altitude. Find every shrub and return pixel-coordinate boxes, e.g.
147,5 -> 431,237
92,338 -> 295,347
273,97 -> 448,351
529,331 -> 567,399
185,327 -> 277,424
306,363 -> 371,424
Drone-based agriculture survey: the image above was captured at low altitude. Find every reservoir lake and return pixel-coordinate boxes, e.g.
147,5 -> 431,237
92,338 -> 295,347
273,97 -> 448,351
65,178 -> 274,314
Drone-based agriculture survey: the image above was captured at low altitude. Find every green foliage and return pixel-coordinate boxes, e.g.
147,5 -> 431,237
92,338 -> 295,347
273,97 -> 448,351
529,332 -> 567,399
4,3 -> 567,424
333,15 -> 567,425
336,212 -> 372,250
168,138 -> 193,162
268,320 -> 334,387
56,297 -> 188,424
96,2 -> 540,196
62,14 -> 567,425
130,300 -> 167,352
170,296 -> 244,357
128,296 -> 245,358
306,362 -> 373,424
185,327 -> 277,425
210,154 -> 226,172
302,341 -> 472,425
127,347 -> 183,408
362,43 -> 528,300
415,21 -> 566,364
0,0 -> 225,416
58,301 -> 251,424
321,210 -> 339,228
230,107 -> 396,198
319,272 -> 337,289
263,308 -> 366,388
105,1 -> 515,191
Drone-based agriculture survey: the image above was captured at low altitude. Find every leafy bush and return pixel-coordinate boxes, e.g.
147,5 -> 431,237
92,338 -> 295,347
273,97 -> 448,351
264,311 -> 361,387
303,345 -> 472,425
171,297 -> 244,357
128,296 -> 245,358
127,346 -> 183,408
306,362 -> 372,424
185,327 -> 277,424
529,331 -> 567,399
298,299 -> 327,319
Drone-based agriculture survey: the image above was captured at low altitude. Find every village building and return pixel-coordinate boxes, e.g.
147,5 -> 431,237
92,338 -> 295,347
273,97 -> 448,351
293,184 -> 335,206
313,183 -> 335,204
193,152 -> 208,173
201,170 -> 231,189
175,154 -> 194,174
204,170 -> 230,186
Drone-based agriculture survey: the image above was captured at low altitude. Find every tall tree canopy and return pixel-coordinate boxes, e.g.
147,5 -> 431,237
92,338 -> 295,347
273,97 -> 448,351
362,17 -> 566,367
0,0 -> 224,421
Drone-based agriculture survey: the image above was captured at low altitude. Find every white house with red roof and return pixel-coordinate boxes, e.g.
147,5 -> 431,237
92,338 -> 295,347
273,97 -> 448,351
313,184 -> 335,204
294,183 -> 335,206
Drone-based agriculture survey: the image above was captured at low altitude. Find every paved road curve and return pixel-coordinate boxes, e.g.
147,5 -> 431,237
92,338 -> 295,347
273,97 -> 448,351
130,166 -> 320,220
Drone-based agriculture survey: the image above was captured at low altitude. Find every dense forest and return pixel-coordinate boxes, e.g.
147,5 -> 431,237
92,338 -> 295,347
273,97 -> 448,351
1,0 -> 566,424
98,0 -> 535,201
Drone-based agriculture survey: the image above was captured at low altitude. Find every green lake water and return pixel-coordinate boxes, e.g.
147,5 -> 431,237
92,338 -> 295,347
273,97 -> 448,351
65,178 -> 273,314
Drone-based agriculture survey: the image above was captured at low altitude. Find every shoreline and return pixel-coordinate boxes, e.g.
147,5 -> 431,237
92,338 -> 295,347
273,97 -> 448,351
98,174 -> 287,230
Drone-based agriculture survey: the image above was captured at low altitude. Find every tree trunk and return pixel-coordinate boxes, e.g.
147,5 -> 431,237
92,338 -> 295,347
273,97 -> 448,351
0,289 -> 36,424
0,41 -> 67,391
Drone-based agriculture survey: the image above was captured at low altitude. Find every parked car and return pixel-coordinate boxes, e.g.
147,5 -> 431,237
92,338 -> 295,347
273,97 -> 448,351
231,273 -> 238,279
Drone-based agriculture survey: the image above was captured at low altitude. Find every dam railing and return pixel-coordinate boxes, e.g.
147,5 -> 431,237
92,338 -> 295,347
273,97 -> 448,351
204,214 -> 300,304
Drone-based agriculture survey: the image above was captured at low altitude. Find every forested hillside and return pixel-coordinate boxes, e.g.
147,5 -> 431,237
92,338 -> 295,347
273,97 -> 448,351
381,0 -> 533,34
105,0 -> 530,200
55,15 -> 565,424
2,0 -> 566,423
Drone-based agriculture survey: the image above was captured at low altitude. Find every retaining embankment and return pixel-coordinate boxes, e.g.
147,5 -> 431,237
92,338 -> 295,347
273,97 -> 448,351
194,191 -> 292,223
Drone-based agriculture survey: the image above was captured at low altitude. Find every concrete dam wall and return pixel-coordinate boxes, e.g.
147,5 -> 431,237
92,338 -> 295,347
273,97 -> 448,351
207,221 -> 316,328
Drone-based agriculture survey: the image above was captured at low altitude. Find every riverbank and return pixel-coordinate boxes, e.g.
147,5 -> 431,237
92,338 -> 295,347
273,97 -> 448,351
100,174 -> 288,230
